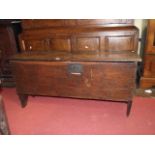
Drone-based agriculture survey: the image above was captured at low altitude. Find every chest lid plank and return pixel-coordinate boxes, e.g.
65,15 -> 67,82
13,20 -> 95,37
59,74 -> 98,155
11,51 -> 141,62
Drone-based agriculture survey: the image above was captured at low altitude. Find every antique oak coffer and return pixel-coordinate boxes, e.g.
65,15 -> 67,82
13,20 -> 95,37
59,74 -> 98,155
11,20 -> 141,116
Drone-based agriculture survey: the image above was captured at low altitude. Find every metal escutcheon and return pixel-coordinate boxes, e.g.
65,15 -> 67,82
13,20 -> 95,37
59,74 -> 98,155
68,64 -> 83,75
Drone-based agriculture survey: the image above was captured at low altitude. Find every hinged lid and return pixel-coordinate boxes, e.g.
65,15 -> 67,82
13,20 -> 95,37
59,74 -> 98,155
11,51 -> 142,62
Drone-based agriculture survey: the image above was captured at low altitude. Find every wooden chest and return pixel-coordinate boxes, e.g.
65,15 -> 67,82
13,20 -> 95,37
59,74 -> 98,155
11,52 -> 141,116
11,19 -> 141,116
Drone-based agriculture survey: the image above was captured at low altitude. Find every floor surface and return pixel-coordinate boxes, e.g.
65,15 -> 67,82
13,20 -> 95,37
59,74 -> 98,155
2,88 -> 155,134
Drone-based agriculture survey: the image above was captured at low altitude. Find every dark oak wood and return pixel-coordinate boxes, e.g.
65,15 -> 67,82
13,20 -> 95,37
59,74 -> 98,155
11,51 -> 141,62
21,19 -> 134,29
18,94 -> 28,107
19,26 -> 138,53
126,101 -> 132,116
11,59 -> 137,101
140,20 -> 155,88
0,20 -> 21,87
0,96 -> 10,135
145,20 -> 155,53
12,19 -> 141,116
11,54 -> 140,116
